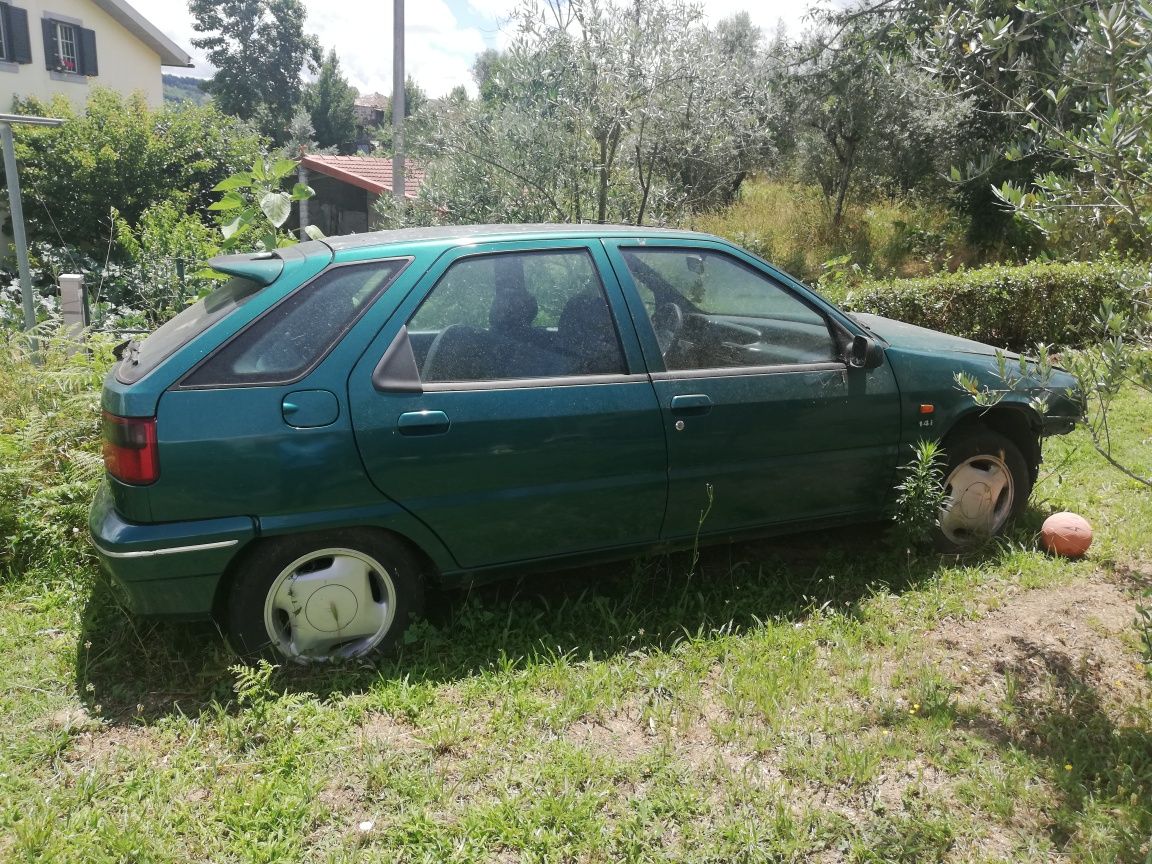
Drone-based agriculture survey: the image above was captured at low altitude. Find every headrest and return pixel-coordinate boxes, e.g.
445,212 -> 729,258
559,291 -> 611,333
489,289 -> 538,331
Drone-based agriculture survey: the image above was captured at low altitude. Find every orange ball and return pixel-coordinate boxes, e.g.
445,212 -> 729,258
1041,512 -> 1093,558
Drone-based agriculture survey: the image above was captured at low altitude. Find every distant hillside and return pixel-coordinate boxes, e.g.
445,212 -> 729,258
163,74 -> 210,106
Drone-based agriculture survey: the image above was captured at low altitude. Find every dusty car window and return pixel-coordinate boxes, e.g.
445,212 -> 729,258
115,276 -> 263,385
408,249 -> 626,382
620,248 -> 838,370
183,260 -> 406,387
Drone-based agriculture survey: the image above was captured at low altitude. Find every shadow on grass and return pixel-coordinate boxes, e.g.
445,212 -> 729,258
75,519 -> 1020,724
953,639 -> 1152,862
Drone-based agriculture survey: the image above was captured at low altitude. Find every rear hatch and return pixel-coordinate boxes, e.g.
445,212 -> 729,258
102,244 -> 332,419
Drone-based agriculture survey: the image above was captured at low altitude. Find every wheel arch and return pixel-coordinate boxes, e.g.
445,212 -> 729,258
209,524 -> 441,625
942,403 -> 1043,482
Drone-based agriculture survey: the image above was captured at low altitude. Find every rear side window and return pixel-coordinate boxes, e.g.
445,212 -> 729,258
116,277 -> 262,384
182,260 -> 407,387
408,249 -> 626,382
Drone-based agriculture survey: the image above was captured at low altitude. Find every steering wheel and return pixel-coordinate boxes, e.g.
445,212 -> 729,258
652,303 -> 685,359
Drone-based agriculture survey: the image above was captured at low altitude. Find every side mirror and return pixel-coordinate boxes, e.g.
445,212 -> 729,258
848,334 -> 884,370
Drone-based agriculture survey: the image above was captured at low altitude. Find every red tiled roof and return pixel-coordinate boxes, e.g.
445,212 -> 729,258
300,155 -> 425,199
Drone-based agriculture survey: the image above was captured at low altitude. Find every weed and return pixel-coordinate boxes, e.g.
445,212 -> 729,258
891,440 -> 948,552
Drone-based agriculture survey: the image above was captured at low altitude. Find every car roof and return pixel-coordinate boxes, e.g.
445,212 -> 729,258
320,223 -> 719,252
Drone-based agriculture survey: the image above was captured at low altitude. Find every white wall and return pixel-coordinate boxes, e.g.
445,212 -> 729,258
0,0 -> 163,111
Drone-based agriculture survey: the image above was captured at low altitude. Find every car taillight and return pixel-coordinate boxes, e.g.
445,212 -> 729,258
102,412 -> 159,485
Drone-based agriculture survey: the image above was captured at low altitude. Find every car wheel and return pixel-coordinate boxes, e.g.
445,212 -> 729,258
226,529 -> 424,663
937,429 -> 1032,550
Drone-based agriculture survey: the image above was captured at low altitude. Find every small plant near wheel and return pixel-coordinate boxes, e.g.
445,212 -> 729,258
891,440 -> 948,552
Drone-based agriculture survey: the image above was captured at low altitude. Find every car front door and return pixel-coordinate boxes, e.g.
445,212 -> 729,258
604,239 -> 902,541
348,240 -> 668,569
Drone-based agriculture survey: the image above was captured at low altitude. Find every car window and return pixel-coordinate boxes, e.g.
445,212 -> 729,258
620,248 -> 838,371
116,276 -> 263,384
408,249 -> 626,382
182,260 -> 407,387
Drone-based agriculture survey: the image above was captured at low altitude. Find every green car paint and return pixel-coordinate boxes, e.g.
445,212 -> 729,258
89,224 -> 1082,625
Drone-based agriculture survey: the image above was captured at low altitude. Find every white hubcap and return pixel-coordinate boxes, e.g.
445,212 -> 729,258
263,548 -> 396,662
940,454 -> 1015,544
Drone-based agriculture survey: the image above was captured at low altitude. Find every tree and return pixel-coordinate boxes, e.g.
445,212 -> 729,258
189,0 -> 321,144
11,89 -> 263,253
772,20 -> 971,228
303,49 -> 357,150
918,0 -> 1152,256
384,76 -> 428,119
397,0 -> 776,228
915,0 -> 1152,487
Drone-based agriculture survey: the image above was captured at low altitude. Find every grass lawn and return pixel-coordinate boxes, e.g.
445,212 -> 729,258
2,389 -> 1150,863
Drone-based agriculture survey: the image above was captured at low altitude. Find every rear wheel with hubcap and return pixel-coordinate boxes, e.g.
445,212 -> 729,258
938,429 -> 1032,550
226,529 -> 423,663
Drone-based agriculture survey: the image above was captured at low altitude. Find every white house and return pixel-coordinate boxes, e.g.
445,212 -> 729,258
0,0 -> 191,110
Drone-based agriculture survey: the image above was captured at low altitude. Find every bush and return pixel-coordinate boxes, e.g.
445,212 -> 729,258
12,88 -> 262,254
841,259 -> 1143,350
113,201 -> 221,326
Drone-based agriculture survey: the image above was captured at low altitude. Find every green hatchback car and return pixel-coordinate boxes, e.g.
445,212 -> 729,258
90,224 -> 1081,663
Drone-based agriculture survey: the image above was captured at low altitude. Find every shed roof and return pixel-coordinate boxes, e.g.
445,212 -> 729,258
300,155 -> 425,200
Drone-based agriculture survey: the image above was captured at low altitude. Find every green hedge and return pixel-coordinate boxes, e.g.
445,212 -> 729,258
841,260 -> 1143,350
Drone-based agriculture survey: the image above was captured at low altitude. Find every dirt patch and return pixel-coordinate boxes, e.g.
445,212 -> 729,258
65,723 -> 156,767
931,574 -> 1149,710
565,711 -> 655,761
357,711 -> 424,753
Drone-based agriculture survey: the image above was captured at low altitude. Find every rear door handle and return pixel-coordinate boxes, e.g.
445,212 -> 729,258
397,410 -> 450,436
670,394 -> 713,416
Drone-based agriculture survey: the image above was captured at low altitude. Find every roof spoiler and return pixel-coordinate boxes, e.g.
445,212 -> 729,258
206,251 -> 284,287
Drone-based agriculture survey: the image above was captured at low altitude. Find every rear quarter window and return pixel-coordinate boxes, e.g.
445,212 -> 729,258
116,277 -> 262,385
181,259 -> 408,387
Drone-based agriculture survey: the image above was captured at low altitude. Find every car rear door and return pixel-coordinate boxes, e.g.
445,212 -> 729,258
347,239 -> 668,569
603,239 -> 902,541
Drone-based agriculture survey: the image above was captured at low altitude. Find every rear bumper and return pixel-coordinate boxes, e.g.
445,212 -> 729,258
88,482 -> 256,618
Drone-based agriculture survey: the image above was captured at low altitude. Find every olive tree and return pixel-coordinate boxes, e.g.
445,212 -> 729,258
773,19 -> 972,228
392,0 -> 776,227
918,0 -> 1152,256
913,0 -> 1152,487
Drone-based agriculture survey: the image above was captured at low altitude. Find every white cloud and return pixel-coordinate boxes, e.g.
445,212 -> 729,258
129,0 -> 487,97
302,0 -> 487,97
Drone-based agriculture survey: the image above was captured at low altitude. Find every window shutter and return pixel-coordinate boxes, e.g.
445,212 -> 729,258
41,17 -> 56,70
0,3 -> 11,60
8,6 -> 32,64
78,26 -> 97,76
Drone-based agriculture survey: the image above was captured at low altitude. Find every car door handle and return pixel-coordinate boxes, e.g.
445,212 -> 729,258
397,410 -> 451,436
670,394 -> 713,415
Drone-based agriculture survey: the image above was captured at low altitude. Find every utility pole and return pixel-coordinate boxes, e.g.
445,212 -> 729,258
392,0 -> 405,204
0,113 -> 64,341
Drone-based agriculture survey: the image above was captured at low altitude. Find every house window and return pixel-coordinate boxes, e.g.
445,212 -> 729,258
42,16 -> 97,76
0,3 -> 33,64
55,21 -> 75,71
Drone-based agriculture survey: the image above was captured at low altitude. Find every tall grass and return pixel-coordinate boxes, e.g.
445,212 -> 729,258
691,180 -> 985,283
0,327 -> 113,572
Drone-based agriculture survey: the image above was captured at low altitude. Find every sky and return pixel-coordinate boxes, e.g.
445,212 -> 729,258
128,0 -> 818,99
